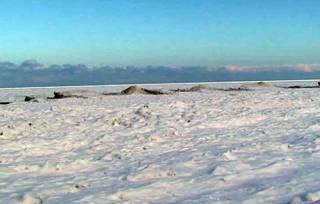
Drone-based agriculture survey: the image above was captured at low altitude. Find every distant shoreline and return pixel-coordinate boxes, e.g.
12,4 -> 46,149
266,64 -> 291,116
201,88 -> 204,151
0,79 -> 319,90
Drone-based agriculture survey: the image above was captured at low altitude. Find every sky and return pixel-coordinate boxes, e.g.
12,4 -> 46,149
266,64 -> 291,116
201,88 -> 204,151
0,0 -> 319,66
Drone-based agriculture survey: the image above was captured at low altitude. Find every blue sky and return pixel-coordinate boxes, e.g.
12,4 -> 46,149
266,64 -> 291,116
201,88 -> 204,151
0,0 -> 319,66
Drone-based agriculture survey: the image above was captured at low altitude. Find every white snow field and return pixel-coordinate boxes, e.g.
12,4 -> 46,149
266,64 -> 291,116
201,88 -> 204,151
0,81 -> 320,204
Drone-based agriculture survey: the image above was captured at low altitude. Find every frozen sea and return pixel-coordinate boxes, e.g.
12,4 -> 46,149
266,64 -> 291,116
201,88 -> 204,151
0,80 -> 320,204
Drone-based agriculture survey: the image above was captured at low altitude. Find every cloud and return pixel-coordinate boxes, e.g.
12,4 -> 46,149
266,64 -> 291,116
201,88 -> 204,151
0,61 -> 320,88
224,64 -> 320,73
20,59 -> 44,70
293,64 -> 320,72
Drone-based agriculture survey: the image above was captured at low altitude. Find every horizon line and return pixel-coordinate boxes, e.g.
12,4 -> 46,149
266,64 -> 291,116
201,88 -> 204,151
1,59 -> 320,69
1,79 -> 319,90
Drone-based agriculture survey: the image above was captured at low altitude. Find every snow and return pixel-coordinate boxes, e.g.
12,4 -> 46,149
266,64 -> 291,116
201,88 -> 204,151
0,82 -> 320,203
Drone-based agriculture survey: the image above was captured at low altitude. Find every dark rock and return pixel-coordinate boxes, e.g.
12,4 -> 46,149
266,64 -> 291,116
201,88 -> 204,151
52,91 -> 89,99
285,85 -> 320,89
53,92 -> 64,99
256,81 -> 270,86
24,96 -> 36,102
0,101 -> 12,105
170,88 -> 189,93
101,92 -> 120,96
287,85 -> 302,89
222,87 -> 251,91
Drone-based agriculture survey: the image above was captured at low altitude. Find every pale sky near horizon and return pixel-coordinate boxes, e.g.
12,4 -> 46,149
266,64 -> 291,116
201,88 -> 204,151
0,0 -> 319,66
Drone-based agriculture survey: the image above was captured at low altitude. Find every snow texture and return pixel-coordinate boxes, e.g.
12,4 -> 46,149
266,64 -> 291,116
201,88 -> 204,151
0,82 -> 320,203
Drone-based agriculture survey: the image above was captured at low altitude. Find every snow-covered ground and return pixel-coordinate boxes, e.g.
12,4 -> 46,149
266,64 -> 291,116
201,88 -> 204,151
0,82 -> 320,204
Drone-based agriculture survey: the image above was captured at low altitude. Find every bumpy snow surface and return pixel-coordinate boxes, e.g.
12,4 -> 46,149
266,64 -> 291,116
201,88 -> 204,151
0,83 -> 320,204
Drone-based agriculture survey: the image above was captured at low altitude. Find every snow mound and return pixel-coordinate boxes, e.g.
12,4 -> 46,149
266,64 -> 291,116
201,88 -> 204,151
189,85 -> 210,92
121,86 -> 164,95
240,81 -> 274,90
